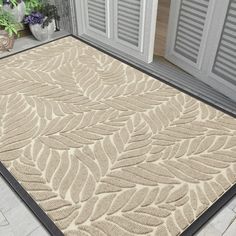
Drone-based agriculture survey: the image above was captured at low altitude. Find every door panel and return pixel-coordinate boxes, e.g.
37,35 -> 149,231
115,0 -> 144,50
174,0 -> 210,64
165,0 -> 215,76
113,0 -> 158,62
166,0 -> 236,101
211,0 -> 236,85
205,0 -> 236,101
83,0 -> 111,40
87,0 -> 107,34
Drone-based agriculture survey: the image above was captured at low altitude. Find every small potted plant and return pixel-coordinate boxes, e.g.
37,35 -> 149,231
24,2 -> 59,41
0,0 -> 26,22
0,7 -> 19,51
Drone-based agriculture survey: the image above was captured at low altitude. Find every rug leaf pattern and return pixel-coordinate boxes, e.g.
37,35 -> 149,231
0,37 -> 236,236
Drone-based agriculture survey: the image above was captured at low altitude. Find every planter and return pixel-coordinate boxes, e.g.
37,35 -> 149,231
29,19 -> 55,42
3,1 -> 26,23
0,30 -> 14,51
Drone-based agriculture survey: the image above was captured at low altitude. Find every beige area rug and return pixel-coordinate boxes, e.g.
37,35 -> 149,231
0,36 -> 236,236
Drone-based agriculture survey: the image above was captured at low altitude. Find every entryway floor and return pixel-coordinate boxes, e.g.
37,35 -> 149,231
0,30 -> 69,59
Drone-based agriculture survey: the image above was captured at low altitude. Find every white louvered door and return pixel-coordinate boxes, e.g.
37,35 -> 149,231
165,0 -> 216,77
204,0 -> 236,100
166,0 -> 236,101
75,0 -> 158,63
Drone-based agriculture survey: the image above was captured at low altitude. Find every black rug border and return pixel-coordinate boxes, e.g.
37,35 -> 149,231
0,34 -> 235,236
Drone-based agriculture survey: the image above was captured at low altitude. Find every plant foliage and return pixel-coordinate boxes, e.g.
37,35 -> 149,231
40,3 -> 60,28
0,0 -> 21,8
0,0 -> 42,13
0,7 -> 19,36
25,0 -> 41,14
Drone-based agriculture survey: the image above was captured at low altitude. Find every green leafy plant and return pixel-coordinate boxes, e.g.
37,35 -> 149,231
0,7 -> 19,36
0,0 -> 21,8
24,0 -> 42,14
0,0 -> 42,13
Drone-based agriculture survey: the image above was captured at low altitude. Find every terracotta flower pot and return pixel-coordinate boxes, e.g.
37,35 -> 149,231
3,1 -> 26,23
0,30 -> 15,51
29,19 -> 55,42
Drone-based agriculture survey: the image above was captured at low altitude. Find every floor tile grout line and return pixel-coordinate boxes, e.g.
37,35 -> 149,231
25,225 -> 41,236
222,214 -> 236,235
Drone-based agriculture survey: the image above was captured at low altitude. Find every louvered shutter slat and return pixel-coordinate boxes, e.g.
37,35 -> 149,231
178,21 -> 203,35
218,51 -> 236,64
176,35 -> 201,48
212,0 -> 236,84
183,1 -> 208,13
176,36 -> 200,51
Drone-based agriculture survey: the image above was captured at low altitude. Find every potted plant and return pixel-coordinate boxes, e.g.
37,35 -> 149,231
0,0 -> 26,22
0,7 -> 19,51
24,2 -> 60,41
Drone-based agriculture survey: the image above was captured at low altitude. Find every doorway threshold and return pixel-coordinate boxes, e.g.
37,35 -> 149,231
79,34 -> 236,118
